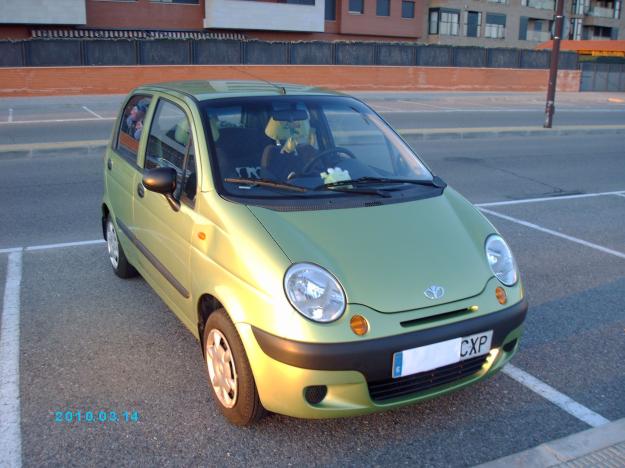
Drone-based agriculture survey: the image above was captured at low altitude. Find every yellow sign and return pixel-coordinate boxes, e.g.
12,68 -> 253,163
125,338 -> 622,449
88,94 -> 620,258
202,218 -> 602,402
590,50 -> 625,57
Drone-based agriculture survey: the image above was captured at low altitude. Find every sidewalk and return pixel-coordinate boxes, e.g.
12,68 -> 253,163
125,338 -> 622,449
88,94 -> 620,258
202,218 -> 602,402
477,418 -> 625,467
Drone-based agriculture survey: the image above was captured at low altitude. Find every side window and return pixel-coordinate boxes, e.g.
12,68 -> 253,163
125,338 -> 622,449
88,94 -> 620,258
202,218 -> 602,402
145,100 -> 197,205
116,94 -> 152,161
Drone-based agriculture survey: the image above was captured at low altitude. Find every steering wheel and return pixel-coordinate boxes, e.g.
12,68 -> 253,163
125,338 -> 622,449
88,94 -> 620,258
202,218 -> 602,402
300,146 -> 357,175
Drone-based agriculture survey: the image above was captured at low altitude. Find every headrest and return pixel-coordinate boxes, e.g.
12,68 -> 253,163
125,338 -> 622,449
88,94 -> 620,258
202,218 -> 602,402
265,117 -> 310,144
174,119 -> 190,147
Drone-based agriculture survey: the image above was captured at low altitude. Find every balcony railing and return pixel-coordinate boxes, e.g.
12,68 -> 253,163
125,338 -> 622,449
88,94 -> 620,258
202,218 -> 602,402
587,6 -> 616,17
524,0 -> 555,10
526,30 -> 552,41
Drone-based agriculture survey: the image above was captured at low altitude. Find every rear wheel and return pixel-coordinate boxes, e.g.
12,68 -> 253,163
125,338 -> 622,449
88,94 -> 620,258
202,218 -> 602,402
105,216 -> 137,279
203,309 -> 266,425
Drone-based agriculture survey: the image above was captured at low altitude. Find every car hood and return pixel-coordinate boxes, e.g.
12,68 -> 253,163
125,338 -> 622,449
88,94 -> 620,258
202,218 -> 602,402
248,189 -> 494,313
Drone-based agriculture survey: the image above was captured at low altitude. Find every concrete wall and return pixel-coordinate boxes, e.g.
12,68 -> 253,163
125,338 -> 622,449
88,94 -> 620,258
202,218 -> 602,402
0,65 -> 582,97
0,0 -> 86,25
204,0 -> 324,32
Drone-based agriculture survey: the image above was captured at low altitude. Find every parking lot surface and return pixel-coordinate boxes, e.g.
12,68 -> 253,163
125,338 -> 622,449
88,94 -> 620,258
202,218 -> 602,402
0,93 -> 624,467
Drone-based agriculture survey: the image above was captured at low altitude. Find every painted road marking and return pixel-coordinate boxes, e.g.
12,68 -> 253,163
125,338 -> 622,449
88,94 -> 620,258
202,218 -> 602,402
0,117 -> 115,125
614,193 -> 625,199
398,99 -> 460,111
476,190 -> 625,207
25,239 -> 105,252
8,108 -> 13,123
502,365 -> 610,428
0,251 -> 23,468
82,106 -> 104,119
480,208 -> 625,260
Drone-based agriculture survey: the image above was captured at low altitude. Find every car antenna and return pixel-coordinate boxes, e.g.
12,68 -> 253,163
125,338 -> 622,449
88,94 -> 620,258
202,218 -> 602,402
235,67 -> 287,95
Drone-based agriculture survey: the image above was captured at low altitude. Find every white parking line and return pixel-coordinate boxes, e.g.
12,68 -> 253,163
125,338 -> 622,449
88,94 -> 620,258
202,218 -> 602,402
82,106 -> 104,120
476,190 -> 625,208
502,365 -> 609,428
480,208 -> 625,260
614,193 -> 625,199
25,239 -> 105,252
8,108 -> 13,123
0,251 -> 23,467
0,117 -> 115,125
398,100 -> 460,111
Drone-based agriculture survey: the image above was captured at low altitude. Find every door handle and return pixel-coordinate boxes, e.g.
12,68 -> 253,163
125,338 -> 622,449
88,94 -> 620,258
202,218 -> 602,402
137,183 -> 145,198
107,159 -> 112,170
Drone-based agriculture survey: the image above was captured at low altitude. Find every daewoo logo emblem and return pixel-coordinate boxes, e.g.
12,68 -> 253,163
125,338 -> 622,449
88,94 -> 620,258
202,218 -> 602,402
424,285 -> 445,300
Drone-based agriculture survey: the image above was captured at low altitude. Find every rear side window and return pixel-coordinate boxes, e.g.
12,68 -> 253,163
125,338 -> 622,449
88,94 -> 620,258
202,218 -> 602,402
116,94 -> 152,161
145,99 -> 197,205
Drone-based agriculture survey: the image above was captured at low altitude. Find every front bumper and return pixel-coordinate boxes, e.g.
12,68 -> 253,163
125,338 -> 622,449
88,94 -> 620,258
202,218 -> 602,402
239,298 -> 527,419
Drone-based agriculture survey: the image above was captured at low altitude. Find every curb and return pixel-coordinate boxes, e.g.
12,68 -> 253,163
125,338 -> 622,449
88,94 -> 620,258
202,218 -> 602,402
1,126 -> 624,156
399,125 -> 625,141
477,418 -> 625,467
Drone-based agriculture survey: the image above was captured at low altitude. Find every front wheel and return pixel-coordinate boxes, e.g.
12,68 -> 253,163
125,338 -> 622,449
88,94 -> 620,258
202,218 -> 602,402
105,216 -> 137,279
203,309 -> 266,425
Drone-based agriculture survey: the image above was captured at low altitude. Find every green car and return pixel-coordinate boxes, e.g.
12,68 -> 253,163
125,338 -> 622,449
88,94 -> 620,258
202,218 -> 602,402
102,81 -> 527,426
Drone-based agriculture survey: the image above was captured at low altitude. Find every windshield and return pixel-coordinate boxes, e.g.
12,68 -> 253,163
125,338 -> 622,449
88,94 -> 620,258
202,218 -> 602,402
201,96 -> 433,199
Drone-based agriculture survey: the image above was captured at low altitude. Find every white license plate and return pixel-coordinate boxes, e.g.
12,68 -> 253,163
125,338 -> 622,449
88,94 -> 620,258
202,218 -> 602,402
392,330 -> 493,378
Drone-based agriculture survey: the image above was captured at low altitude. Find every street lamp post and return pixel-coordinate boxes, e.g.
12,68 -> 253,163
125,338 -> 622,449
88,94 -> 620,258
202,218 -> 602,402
544,0 -> 565,128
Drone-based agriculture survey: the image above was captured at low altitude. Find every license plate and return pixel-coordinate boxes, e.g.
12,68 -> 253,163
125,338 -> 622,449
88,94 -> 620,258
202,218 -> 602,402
392,330 -> 493,378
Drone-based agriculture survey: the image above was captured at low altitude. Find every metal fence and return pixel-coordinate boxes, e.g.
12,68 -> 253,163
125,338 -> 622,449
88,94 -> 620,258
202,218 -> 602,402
0,39 -> 578,70
580,62 -> 625,91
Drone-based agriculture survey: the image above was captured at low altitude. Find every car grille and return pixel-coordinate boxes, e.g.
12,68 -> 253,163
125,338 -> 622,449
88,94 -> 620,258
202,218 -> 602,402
368,355 -> 488,402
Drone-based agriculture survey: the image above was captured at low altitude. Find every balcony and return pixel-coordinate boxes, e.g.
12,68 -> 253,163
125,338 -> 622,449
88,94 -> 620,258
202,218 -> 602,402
523,0 -> 555,10
204,0 -> 325,32
526,30 -> 552,41
587,6 -> 616,18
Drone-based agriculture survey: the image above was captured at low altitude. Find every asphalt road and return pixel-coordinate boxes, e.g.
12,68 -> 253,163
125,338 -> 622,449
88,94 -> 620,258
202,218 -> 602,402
0,92 -> 624,145
0,94 -> 624,467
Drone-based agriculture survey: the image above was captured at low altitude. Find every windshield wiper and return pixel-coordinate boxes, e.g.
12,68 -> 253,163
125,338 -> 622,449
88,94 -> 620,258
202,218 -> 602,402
315,176 -> 446,190
224,177 -> 308,192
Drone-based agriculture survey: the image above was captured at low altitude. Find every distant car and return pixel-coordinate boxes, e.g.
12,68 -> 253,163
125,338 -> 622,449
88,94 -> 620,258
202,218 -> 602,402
102,81 -> 528,425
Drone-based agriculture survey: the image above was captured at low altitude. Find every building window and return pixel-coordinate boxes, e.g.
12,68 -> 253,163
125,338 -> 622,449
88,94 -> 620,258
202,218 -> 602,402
325,0 -> 336,20
349,0 -> 364,13
150,0 -> 199,3
402,1 -> 415,18
430,9 -> 459,35
487,0 -> 507,4
485,13 -> 506,38
377,0 -> 390,16
285,0 -> 315,4
465,11 -> 482,37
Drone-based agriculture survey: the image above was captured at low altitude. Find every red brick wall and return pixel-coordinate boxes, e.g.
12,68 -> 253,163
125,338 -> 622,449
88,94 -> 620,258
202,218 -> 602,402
86,0 -> 205,30
0,65 -> 581,97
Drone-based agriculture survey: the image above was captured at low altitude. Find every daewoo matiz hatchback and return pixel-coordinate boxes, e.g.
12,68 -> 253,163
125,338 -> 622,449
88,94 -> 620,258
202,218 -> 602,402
102,81 -> 528,425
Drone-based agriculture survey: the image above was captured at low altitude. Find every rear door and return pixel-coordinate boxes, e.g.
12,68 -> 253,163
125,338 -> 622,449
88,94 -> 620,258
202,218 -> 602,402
105,94 -> 153,247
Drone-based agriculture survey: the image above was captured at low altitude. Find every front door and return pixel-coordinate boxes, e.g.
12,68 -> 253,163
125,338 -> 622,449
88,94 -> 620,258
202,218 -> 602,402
131,97 -> 199,320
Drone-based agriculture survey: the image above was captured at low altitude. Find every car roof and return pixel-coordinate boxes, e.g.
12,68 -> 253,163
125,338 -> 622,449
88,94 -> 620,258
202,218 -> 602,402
136,80 -> 343,102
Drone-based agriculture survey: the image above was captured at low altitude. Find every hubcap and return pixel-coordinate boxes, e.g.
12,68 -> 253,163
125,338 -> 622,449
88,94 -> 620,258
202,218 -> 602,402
205,329 -> 238,408
106,220 -> 120,269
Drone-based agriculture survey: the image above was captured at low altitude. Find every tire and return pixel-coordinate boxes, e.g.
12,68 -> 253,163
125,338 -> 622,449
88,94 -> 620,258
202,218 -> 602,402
203,308 -> 266,426
105,216 -> 137,279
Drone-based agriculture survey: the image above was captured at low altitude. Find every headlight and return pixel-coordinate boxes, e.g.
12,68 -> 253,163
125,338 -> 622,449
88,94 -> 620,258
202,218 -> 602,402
284,263 -> 346,323
485,235 -> 518,286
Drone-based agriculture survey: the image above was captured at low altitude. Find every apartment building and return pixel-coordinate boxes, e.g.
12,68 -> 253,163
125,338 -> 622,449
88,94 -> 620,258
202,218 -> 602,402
0,0 -> 623,47
425,0 -> 624,48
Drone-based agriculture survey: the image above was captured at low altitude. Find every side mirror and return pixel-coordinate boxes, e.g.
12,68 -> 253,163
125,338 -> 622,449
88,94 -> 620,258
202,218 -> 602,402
143,167 -> 176,194
142,167 -> 180,211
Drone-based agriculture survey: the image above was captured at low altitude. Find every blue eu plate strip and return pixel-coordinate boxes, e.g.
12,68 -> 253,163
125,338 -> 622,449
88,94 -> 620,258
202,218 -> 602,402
392,352 -> 403,378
